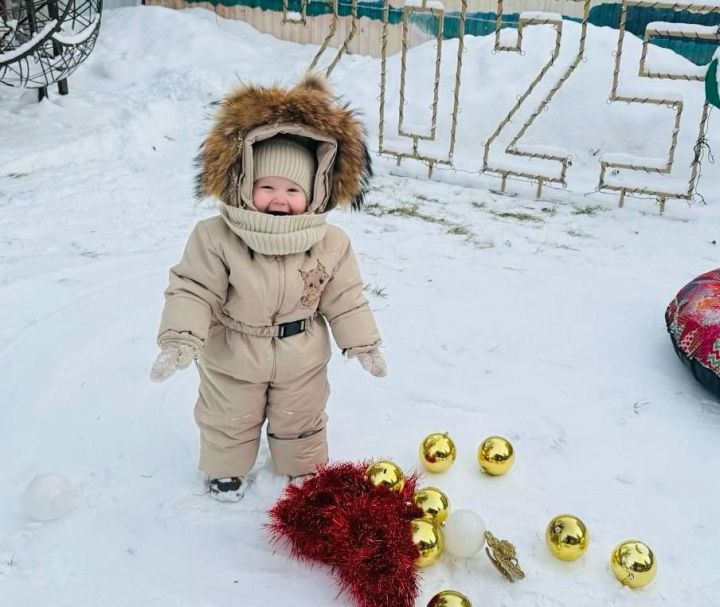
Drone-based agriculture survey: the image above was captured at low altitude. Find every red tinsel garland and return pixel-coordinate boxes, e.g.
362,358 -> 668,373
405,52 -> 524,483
267,461 -> 423,607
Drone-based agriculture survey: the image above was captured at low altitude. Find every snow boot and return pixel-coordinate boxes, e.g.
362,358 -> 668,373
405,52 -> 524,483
209,477 -> 245,502
287,473 -> 316,487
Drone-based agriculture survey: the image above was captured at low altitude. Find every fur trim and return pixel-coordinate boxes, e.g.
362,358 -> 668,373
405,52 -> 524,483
197,73 -> 372,211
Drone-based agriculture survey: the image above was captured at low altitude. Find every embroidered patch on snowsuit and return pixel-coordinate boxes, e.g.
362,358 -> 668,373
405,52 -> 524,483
299,260 -> 330,308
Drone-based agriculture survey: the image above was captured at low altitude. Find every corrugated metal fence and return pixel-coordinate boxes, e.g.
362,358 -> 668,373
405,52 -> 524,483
146,0 -> 720,64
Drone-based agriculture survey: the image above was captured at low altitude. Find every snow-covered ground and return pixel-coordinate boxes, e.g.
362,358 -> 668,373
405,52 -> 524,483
1,6 -> 719,606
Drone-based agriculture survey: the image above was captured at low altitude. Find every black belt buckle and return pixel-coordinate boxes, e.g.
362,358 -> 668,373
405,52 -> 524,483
278,319 -> 306,338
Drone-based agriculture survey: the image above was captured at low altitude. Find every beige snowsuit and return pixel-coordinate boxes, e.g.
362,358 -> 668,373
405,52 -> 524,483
155,75 -> 381,478
158,215 -> 380,478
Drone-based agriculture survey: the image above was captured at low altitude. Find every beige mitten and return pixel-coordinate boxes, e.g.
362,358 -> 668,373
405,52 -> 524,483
150,331 -> 203,383
355,348 -> 387,378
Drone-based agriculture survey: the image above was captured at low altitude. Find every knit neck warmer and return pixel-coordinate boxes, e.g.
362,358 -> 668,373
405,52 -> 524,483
218,202 -> 328,256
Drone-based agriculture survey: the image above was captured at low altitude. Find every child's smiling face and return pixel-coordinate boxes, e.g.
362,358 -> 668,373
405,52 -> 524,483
252,176 -> 308,216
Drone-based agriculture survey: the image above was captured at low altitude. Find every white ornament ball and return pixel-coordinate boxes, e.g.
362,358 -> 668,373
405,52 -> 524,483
23,474 -> 75,521
443,509 -> 487,558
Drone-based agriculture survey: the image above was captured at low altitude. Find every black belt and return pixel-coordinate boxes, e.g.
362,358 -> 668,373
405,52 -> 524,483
278,319 -> 307,338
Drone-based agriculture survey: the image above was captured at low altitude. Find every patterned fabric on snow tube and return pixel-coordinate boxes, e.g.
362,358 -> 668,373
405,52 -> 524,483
666,268 -> 720,399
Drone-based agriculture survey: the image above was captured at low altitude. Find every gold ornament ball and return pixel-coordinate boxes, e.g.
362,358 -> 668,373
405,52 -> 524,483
427,590 -> 472,607
413,487 -> 451,526
477,436 -> 515,476
365,460 -> 405,492
610,540 -> 657,588
546,514 -> 589,561
411,518 -> 444,567
419,433 -> 457,473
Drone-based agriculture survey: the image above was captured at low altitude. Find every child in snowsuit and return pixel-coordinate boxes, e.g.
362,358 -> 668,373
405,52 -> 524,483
149,75 -> 386,501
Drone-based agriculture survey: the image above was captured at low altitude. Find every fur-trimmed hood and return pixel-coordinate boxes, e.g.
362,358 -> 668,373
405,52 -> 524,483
196,74 -> 372,213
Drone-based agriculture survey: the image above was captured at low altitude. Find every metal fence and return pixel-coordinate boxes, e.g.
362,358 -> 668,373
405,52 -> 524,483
147,0 -> 720,211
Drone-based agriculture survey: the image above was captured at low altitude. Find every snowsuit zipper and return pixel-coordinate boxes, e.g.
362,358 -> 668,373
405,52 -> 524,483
270,255 -> 286,382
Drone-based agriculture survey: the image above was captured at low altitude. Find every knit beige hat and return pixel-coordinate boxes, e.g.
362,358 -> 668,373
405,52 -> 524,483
253,136 -> 316,199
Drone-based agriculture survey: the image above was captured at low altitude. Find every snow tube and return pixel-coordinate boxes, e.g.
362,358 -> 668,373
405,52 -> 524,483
666,269 -> 720,399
